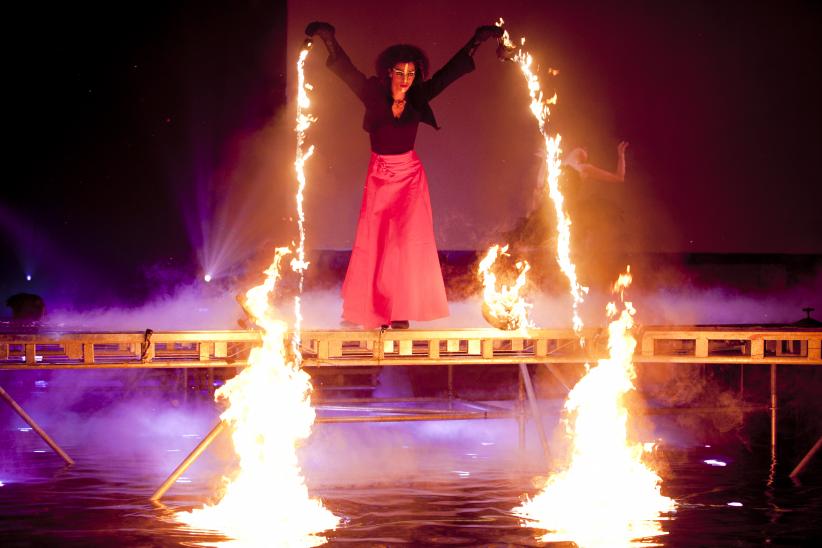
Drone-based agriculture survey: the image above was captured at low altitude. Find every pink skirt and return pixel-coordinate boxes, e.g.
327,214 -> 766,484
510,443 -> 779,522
342,150 -> 449,328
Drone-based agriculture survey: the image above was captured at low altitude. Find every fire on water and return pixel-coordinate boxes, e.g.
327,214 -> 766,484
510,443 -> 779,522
515,268 -> 676,546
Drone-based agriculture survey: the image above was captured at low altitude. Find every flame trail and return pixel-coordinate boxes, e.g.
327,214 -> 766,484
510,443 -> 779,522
478,244 -> 532,331
515,268 -> 675,546
291,40 -> 316,362
176,248 -> 338,545
496,19 -> 588,337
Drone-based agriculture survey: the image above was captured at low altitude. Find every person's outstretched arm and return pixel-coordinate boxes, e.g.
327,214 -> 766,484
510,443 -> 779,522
305,21 -> 367,101
579,141 -> 629,183
421,25 -> 503,102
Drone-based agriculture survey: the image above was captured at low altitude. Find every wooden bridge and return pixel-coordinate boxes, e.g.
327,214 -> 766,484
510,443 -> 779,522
1,324 -> 820,499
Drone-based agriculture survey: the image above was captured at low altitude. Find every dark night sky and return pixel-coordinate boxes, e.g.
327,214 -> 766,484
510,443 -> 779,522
2,1 -> 821,306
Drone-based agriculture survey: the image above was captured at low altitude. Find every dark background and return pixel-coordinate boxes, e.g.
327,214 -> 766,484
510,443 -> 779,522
2,0 -> 820,308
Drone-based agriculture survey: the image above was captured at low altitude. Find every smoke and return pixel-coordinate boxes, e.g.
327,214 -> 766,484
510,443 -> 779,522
43,281 -> 244,331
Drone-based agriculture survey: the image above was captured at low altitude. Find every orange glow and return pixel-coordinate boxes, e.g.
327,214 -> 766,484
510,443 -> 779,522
175,248 -> 338,545
515,269 -> 675,546
478,244 -> 532,331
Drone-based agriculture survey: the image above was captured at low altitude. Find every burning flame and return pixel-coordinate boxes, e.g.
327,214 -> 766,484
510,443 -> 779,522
176,248 -> 338,545
496,18 -> 588,337
291,40 -> 316,361
514,268 -> 675,546
478,244 -> 532,331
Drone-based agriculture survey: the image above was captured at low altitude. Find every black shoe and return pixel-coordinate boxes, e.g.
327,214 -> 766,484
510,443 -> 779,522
390,320 -> 409,329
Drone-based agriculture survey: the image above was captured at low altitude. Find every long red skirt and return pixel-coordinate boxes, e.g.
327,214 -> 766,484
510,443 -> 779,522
342,150 -> 449,328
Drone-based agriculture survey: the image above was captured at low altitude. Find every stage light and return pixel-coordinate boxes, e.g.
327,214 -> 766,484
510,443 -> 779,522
26,275 -> 31,281
204,274 -> 212,283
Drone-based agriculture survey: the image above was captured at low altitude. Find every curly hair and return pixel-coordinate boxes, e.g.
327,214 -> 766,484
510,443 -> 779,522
375,44 -> 429,84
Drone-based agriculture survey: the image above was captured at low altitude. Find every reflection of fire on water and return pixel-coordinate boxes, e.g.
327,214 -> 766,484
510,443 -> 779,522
496,19 -> 676,544
478,244 -> 532,331
175,42 -> 338,545
515,268 -> 675,546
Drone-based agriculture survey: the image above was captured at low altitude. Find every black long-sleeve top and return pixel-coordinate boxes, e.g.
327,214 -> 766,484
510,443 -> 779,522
327,43 -> 475,155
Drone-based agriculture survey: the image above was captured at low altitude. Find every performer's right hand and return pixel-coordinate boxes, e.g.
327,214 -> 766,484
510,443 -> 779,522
305,21 -> 335,40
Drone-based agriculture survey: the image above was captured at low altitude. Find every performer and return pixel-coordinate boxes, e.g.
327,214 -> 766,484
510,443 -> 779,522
562,141 -> 629,184
306,21 -> 502,329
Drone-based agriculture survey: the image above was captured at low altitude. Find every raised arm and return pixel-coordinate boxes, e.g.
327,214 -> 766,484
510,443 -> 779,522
305,21 -> 368,102
579,141 -> 629,183
420,25 -> 504,102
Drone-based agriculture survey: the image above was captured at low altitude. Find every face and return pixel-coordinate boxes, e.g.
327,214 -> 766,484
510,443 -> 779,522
390,62 -> 416,92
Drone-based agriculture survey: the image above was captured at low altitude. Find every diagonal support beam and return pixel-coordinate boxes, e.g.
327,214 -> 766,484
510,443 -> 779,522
0,384 -> 74,466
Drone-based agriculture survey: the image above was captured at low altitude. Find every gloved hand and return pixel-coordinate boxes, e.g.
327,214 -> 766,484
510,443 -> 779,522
473,25 -> 504,43
305,21 -> 335,41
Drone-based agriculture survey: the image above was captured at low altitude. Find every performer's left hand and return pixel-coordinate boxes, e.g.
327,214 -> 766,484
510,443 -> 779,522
473,25 -> 504,42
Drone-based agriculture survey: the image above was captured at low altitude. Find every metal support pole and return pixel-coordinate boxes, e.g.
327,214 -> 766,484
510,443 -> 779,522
545,363 -> 571,392
447,364 -> 454,409
517,369 -> 526,451
739,363 -> 744,400
0,385 -> 74,466
518,363 -> 551,462
151,420 -> 226,501
770,364 -> 777,457
183,369 -> 189,403
790,434 -> 822,480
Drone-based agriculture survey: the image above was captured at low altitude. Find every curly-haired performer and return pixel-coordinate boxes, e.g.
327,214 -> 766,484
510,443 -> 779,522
306,22 -> 502,329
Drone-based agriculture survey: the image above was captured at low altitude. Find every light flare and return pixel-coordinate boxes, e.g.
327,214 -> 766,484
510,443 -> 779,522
477,244 -> 532,331
175,248 -> 338,545
515,269 -> 675,546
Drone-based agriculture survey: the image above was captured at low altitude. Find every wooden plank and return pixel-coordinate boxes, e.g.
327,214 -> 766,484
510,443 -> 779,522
809,339 -> 822,361
446,339 -> 460,352
83,343 -> 95,365
214,342 -> 228,358
25,344 -> 36,365
467,340 -> 481,355
383,340 -> 395,354
0,343 -> 7,360
317,340 -> 329,360
641,335 -> 654,357
65,343 -> 83,360
428,340 -> 439,359
199,342 -> 213,361
512,339 -> 524,352
751,339 -> 764,360
481,339 -> 494,359
398,340 -> 412,356
535,339 -> 548,357
695,337 -> 708,358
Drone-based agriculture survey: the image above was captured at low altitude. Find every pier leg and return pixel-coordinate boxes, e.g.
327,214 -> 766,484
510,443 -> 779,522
517,370 -> 526,451
447,364 -> 454,410
770,364 -> 777,457
0,385 -> 74,466
518,363 -> 551,462
151,420 -> 227,501
790,434 -> 822,480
